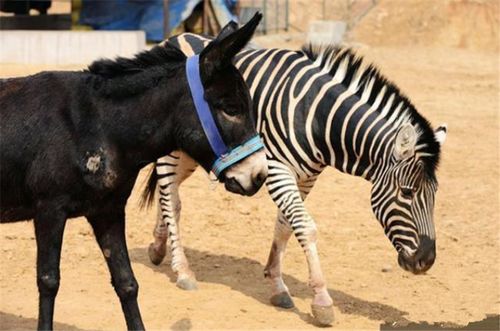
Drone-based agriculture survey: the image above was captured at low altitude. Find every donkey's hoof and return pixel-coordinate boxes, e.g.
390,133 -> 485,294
148,243 -> 166,266
176,278 -> 198,291
270,292 -> 294,309
311,304 -> 334,326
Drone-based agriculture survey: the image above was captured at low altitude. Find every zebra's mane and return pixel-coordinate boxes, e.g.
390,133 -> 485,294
301,44 -> 441,180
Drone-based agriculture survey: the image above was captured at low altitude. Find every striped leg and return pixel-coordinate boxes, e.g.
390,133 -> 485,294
264,161 -> 333,325
148,151 -> 198,290
264,211 -> 294,308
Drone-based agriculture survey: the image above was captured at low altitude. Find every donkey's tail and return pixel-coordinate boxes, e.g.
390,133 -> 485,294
140,163 -> 158,209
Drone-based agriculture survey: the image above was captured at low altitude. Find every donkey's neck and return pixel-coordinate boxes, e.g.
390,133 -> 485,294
91,69 -> 188,168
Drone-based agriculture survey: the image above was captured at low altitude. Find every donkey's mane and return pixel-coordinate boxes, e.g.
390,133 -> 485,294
87,43 -> 186,78
85,43 -> 187,98
301,44 -> 441,179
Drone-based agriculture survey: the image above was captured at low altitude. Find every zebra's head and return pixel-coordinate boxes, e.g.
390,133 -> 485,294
371,123 -> 447,274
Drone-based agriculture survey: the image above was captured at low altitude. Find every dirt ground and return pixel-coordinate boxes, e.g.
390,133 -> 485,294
1,1 -> 499,330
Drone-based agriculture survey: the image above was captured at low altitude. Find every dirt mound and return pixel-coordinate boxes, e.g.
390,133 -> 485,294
352,0 -> 499,51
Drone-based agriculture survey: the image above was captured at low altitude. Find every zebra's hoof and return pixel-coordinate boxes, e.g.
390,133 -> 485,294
148,243 -> 166,266
311,304 -> 334,326
176,277 -> 198,291
270,292 -> 294,309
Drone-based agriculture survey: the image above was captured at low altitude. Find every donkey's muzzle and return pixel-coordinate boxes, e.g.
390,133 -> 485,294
398,235 -> 436,274
222,149 -> 268,196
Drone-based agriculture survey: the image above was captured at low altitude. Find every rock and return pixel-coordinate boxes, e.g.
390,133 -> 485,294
381,265 -> 392,272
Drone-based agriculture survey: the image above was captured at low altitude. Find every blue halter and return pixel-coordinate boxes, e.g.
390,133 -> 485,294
185,55 -> 264,178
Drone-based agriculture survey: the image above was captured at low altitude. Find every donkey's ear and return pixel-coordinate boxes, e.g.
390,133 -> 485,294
434,124 -> 447,146
394,123 -> 417,160
217,20 -> 239,40
200,13 -> 262,77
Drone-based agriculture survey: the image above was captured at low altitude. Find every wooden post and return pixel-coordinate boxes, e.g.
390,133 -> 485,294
285,0 -> 289,31
202,0 -> 209,34
262,0 -> 267,34
163,0 -> 169,38
275,0 -> 278,32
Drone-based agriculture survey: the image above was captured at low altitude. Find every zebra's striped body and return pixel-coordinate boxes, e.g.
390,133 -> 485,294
148,32 -> 447,325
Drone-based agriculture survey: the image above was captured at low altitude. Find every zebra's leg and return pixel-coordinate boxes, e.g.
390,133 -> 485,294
148,151 -> 193,264
149,200 -> 168,265
264,211 -> 294,308
264,175 -> 318,309
148,151 -> 198,290
265,162 -> 333,325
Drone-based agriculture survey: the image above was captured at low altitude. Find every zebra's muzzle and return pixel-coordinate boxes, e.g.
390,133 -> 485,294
397,235 -> 436,274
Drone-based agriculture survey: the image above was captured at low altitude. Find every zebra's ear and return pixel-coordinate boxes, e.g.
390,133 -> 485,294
394,123 -> 417,160
434,124 -> 447,146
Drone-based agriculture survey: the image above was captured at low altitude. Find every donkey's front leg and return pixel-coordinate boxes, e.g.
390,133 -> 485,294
88,209 -> 144,331
149,151 -> 198,290
265,162 -> 333,325
34,204 -> 68,330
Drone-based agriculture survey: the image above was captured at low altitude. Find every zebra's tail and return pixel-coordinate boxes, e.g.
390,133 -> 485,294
140,163 -> 158,209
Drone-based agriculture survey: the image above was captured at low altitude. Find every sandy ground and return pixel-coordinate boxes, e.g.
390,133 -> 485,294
1,0 -> 499,328
1,44 -> 498,330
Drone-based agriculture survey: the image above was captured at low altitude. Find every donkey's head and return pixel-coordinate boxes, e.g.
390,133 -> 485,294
370,123 -> 447,274
174,14 -> 267,196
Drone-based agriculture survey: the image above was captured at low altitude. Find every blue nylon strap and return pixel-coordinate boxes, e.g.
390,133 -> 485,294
212,135 -> 264,177
185,55 -> 265,178
186,55 -> 228,157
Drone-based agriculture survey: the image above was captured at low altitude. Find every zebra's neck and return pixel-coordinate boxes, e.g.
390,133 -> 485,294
316,80 -> 409,182
235,47 -> 419,183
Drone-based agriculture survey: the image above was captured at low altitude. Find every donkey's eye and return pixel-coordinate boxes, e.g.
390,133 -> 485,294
221,109 -> 241,122
222,108 -> 240,116
400,187 -> 414,199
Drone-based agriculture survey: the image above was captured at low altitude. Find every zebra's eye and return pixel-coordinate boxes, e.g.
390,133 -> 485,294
400,187 -> 414,199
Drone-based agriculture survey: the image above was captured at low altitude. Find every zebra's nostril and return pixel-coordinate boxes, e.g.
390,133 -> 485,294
397,241 -> 436,274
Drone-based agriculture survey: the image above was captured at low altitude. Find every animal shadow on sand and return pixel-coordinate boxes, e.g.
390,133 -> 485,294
129,246 -> 411,326
0,311 -> 90,331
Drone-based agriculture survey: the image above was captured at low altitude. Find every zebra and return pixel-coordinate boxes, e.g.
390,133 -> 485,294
144,30 -> 447,325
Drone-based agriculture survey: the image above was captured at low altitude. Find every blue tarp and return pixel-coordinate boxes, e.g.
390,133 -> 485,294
80,0 -> 237,42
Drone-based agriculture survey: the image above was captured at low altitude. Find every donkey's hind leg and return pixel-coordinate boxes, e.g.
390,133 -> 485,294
149,151 -> 198,290
34,203 -> 68,331
88,209 -> 144,331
